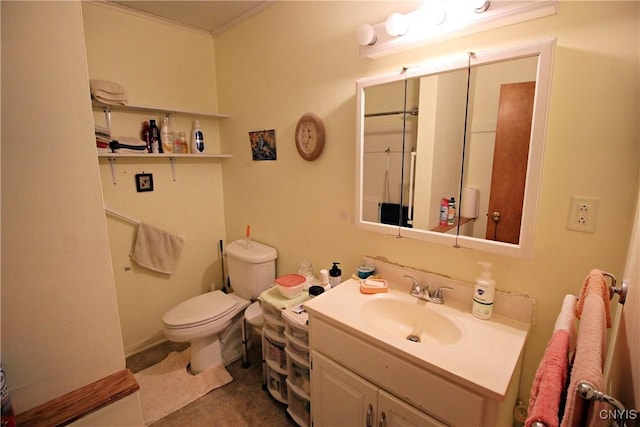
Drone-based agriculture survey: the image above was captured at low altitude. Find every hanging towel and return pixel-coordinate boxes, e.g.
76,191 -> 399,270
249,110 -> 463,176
560,292 -> 608,427
525,295 -> 576,427
90,79 -> 128,105
575,269 -> 611,328
130,222 -> 184,275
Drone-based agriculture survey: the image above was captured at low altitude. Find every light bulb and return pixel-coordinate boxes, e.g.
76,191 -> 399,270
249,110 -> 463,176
385,13 -> 409,37
421,0 -> 446,26
356,24 -> 377,46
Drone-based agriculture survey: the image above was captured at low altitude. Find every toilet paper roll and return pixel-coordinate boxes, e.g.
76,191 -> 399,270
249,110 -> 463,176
461,188 -> 479,219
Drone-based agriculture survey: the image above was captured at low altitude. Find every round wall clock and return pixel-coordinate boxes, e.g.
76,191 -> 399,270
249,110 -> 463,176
295,112 -> 325,161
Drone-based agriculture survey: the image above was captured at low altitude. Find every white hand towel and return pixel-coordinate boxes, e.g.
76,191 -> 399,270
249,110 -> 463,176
130,222 -> 184,275
90,79 -> 128,105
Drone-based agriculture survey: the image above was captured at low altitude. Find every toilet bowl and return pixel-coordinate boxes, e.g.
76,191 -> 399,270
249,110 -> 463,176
162,239 -> 278,374
163,291 -> 249,374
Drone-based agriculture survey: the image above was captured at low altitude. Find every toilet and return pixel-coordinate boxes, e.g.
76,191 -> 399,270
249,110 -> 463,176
163,239 -> 277,374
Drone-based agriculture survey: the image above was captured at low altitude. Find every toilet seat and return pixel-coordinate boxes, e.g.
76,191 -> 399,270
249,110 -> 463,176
163,290 -> 238,330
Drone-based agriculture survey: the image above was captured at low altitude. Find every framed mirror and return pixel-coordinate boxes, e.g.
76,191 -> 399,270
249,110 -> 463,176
355,39 -> 555,257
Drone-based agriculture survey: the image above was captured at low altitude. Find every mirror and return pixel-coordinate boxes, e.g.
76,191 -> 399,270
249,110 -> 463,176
356,39 -> 555,257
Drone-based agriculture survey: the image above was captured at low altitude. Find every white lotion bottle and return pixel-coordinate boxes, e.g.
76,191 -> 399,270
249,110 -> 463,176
191,119 -> 205,154
472,261 -> 495,320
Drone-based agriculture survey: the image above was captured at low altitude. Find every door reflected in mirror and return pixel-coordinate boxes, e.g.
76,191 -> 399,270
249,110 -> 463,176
356,39 -> 555,257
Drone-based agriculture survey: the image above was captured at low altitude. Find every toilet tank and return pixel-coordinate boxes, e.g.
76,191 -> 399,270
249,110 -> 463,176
225,240 -> 277,300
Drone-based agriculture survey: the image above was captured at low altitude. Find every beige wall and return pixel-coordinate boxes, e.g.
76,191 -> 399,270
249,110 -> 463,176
82,2 -> 228,355
215,1 -> 639,403
3,0 -> 635,417
1,1 -> 141,421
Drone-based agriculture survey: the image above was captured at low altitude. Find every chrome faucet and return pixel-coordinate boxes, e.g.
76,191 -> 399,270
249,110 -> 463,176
404,275 -> 453,304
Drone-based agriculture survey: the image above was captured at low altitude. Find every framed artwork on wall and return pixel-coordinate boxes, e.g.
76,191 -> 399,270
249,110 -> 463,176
249,129 -> 277,160
135,173 -> 154,192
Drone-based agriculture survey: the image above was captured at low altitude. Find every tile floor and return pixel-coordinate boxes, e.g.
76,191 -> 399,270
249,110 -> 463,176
126,334 -> 298,427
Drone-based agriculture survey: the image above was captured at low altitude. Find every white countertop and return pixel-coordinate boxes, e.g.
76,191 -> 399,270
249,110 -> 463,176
304,278 -> 530,400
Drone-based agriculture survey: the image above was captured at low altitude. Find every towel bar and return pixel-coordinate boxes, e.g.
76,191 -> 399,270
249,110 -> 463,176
531,381 -> 629,427
602,271 -> 628,305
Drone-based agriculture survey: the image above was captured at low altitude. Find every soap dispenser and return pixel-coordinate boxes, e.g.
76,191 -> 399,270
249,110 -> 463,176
472,262 -> 495,320
329,262 -> 342,288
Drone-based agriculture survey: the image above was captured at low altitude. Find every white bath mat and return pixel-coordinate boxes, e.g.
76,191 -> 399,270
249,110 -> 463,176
134,349 -> 233,425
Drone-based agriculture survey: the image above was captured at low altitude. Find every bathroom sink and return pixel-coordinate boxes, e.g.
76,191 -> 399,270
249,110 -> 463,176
361,296 -> 462,345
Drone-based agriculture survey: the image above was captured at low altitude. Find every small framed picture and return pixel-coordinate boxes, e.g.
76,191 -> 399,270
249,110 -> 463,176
135,173 -> 154,192
249,129 -> 277,161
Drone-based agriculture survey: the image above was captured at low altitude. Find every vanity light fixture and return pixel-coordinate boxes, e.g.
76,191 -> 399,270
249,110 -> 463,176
385,12 -> 409,37
356,24 -> 377,46
420,0 -> 447,26
357,0 -> 559,59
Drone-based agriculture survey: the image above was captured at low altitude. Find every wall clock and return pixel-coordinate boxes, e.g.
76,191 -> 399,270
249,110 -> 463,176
295,112 -> 325,161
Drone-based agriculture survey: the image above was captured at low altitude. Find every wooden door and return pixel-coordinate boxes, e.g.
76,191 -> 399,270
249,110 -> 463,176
485,82 -> 535,244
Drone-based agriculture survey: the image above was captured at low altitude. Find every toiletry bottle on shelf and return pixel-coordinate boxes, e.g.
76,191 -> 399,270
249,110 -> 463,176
191,120 -> 205,154
174,131 -> 188,154
141,121 -> 151,153
447,197 -> 456,226
160,116 -> 173,153
440,198 -> 449,226
149,119 -> 161,153
329,262 -> 342,288
319,269 -> 331,291
472,261 -> 495,320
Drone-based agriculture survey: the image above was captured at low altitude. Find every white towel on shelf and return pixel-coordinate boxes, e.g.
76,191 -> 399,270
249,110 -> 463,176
130,222 -> 184,275
90,79 -> 128,105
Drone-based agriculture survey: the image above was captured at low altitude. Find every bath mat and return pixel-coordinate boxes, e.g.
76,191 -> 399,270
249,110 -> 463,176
134,349 -> 233,425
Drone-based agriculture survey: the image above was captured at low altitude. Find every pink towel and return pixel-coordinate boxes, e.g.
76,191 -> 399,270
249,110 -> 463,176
575,269 -> 611,328
560,293 -> 607,427
526,329 -> 571,427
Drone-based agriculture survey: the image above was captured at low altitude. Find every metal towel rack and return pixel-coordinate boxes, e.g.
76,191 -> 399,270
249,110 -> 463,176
104,206 -> 140,225
602,271 -> 628,305
530,270 -> 630,427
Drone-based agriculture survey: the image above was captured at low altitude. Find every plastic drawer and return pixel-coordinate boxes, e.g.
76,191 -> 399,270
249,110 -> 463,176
263,331 -> 287,371
261,301 -> 282,319
286,347 -> 310,395
284,316 -> 309,346
286,335 -> 309,360
287,380 -> 311,427
266,365 -> 288,404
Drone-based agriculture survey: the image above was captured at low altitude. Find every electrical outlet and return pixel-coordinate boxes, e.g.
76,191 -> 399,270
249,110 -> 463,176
567,196 -> 599,233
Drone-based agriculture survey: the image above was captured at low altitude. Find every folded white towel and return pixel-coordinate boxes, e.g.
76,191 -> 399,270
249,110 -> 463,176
130,222 -> 184,275
90,79 -> 128,105
116,136 -> 147,147
90,79 -> 127,96
113,148 -> 148,154
93,94 -> 127,106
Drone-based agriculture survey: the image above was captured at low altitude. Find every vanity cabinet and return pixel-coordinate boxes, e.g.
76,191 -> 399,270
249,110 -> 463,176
309,315 -> 512,427
312,351 -> 445,427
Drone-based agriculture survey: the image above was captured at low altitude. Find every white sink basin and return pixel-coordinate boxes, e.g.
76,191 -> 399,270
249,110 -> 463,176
361,296 -> 462,345
304,278 -> 532,399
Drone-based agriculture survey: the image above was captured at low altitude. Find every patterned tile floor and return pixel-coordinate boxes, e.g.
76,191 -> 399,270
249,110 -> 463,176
126,334 -> 297,427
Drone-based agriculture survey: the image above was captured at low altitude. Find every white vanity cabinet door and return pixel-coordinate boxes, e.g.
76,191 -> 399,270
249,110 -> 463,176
312,351 -> 445,427
378,389 -> 446,427
311,351 -> 378,427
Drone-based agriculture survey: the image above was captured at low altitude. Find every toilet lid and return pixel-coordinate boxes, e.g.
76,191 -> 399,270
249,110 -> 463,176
163,290 -> 238,329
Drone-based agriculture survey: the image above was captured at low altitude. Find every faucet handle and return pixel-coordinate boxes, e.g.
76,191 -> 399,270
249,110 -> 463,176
404,275 -> 423,296
431,286 -> 454,301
